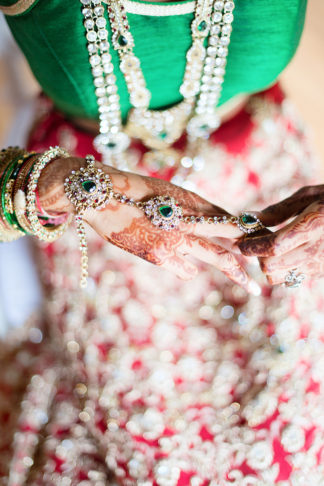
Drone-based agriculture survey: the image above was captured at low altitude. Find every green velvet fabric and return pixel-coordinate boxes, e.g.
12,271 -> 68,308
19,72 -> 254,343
4,0 -> 307,121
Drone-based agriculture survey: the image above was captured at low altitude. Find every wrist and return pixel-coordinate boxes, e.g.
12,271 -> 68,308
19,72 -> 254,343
37,156 -> 86,215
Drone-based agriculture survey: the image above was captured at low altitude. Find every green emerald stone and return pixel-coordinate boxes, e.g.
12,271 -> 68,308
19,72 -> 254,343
118,35 -> 128,47
242,214 -> 257,225
107,142 -> 116,148
82,180 -> 97,193
198,20 -> 207,31
159,205 -> 173,218
158,131 -> 168,140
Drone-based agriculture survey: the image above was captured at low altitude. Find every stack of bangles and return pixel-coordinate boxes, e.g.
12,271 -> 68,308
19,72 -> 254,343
0,146 -> 71,243
0,146 -> 265,287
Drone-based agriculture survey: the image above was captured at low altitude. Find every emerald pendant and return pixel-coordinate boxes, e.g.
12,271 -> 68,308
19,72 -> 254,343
159,205 -> 173,218
82,180 -> 97,193
198,20 -> 207,32
158,131 -> 168,140
118,35 -> 128,47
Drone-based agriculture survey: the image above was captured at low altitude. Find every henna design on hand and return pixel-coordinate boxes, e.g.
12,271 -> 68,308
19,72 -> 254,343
238,234 -> 277,257
112,173 -> 131,193
245,198 -> 324,284
143,177 -> 228,217
190,235 -> 251,289
38,157 -> 85,214
105,216 -> 187,265
261,185 -> 324,226
240,202 -> 324,258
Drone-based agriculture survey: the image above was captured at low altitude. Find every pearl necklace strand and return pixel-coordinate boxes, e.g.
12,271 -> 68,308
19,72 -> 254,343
80,0 -> 235,172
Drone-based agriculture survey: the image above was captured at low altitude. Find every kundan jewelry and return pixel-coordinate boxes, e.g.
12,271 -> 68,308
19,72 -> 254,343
65,154 -> 264,286
80,0 -> 235,178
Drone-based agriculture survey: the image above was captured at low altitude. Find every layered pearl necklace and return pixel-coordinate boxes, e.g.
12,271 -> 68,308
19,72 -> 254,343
80,0 -> 235,178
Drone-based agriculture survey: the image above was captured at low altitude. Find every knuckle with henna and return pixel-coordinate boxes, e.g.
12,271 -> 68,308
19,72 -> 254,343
238,235 -> 276,256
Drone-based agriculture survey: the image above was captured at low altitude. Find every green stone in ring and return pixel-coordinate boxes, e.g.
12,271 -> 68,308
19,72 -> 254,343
241,214 -> 258,225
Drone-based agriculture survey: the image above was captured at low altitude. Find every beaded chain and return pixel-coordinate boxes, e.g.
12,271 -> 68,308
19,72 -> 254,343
80,0 -> 235,172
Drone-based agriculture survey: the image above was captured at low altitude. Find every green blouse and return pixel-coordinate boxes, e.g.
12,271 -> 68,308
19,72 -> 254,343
3,0 -> 307,121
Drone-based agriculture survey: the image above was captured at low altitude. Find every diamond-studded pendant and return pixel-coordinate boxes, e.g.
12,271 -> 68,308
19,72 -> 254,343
64,164 -> 114,214
143,196 -> 183,231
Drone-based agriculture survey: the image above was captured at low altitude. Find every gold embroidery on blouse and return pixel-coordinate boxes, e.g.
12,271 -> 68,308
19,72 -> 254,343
0,0 -> 37,16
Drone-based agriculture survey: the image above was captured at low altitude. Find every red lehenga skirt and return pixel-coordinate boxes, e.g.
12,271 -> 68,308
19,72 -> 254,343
1,86 -> 324,486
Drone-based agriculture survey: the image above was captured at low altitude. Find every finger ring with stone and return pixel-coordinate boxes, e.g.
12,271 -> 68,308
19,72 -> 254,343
236,212 -> 265,234
284,269 -> 306,288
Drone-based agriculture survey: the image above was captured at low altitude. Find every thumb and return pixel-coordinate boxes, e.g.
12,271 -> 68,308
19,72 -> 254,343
259,185 -> 324,227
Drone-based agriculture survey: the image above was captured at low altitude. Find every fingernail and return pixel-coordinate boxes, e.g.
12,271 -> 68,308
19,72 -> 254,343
248,280 -> 262,296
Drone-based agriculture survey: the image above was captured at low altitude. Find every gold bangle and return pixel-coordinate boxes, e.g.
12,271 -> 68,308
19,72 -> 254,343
14,190 -> 33,234
26,147 -> 72,242
0,147 -> 26,173
4,152 -> 36,216
13,153 -> 40,198
11,154 -> 41,234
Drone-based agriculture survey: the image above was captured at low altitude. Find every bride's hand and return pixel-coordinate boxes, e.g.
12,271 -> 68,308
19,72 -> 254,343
38,156 -> 259,293
238,185 -> 324,285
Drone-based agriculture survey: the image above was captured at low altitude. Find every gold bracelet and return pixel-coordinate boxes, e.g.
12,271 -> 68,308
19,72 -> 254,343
13,153 -> 39,197
14,190 -> 34,234
0,148 -> 26,180
25,147 -> 72,242
11,153 -> 40,235
4,152 -> 36,216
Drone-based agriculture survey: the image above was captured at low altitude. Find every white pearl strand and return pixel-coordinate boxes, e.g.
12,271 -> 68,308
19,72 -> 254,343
106,0 -> 214,150
107,0 -> 152,110
81,0 -> 130,161
107,0 -> 213,105
80,0 -> 235,169
188,0 -> 235,138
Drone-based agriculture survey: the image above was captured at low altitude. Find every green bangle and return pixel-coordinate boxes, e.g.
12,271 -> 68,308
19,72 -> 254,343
0,153 -> 33,233
0,155 -> 22,228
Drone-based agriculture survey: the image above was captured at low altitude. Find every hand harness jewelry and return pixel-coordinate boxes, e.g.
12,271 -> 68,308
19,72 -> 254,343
80,0 -> 235,181
65,154 -> 264,286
